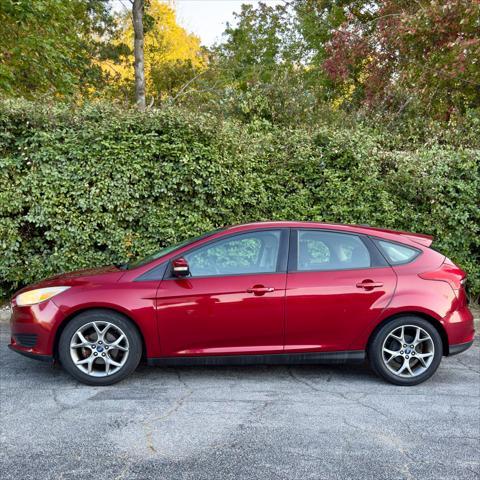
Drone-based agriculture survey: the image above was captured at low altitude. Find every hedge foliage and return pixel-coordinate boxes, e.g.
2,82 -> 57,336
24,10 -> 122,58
1,100 -> 479,300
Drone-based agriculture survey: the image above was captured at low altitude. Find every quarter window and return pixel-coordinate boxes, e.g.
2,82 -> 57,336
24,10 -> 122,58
184,230 -> 282,277
297,231 -> 371,271
376,240 -> 420,265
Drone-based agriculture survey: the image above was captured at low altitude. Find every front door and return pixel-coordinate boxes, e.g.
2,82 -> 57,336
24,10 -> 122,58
285,229 -> 397,352
156,229 -> 288,357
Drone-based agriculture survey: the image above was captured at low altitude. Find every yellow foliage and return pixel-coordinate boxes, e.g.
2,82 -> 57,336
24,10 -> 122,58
332,82 -> 355,110
103,0 -> 206,98
331,57 -> 372,110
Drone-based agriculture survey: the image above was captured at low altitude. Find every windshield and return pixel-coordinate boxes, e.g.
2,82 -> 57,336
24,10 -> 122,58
123,228 -> 225,270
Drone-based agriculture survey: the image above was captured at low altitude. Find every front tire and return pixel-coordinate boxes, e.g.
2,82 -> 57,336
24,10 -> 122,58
58,310 -> 142,386
369,316 -> 443,386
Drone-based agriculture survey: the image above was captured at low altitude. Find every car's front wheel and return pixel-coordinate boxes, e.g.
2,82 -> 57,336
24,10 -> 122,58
58,310 -> 142,386
369,316 -> 443,386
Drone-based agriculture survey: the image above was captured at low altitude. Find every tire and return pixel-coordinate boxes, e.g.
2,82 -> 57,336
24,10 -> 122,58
368,316 -> 443,386
58,309 -> 142,386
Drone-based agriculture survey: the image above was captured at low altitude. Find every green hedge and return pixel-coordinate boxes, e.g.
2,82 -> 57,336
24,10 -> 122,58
1,100 -> 479,301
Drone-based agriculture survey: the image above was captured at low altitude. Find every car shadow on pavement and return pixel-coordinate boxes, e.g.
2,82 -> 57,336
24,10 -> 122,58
128,360 -> 384,389
2,345 -> 384,387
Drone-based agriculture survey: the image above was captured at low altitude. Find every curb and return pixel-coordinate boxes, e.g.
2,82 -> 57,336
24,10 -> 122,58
0,309 -> 10,323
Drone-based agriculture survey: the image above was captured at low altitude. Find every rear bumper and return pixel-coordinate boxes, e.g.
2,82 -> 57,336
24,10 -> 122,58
444,304 -> 475,349
448,340 -> 474,356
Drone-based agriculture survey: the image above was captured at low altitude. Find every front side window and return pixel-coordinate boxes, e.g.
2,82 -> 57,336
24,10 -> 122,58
184,230 -> 282,277
297,230 -> 371,271
376,240 -> 420,265
125,228 -> 225,270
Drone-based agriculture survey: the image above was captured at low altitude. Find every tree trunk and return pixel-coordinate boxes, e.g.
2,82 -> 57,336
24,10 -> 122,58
132,0 -> 146,111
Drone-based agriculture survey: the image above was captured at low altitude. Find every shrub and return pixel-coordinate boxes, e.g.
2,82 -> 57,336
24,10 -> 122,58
1,100 -> 479,301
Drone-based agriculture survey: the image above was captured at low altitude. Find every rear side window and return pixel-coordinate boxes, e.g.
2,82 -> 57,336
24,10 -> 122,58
375,240 -> 421,265
297,231 -> 371,271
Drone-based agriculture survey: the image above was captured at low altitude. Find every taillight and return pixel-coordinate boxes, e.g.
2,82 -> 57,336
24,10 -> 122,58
418,260 -> 466,295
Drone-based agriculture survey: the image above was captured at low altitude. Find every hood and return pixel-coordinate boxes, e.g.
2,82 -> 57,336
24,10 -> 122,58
14,265 -> 123,296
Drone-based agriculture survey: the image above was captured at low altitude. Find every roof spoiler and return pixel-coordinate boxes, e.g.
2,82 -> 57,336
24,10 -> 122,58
399,233 -> 434,247
356,225 -> 434,247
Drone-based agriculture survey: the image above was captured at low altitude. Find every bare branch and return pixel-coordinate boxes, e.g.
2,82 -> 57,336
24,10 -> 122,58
171,69 -> 209,102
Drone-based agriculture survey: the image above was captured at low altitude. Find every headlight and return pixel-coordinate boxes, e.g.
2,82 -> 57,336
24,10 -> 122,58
16,286 -> 71,307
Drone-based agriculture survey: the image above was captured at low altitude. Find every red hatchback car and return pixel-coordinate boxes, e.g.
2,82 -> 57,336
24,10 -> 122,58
9,222 -> 474,386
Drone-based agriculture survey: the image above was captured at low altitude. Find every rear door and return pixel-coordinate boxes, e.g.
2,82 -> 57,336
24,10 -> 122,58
285,229 -> 397,352
156,228 -> 289,357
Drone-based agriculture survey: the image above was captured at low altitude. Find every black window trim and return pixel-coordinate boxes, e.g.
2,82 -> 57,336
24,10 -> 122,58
160,227 -> 290,280
369,236 -> 423,266
288,228 -> 388,273
134,260 -> 169,282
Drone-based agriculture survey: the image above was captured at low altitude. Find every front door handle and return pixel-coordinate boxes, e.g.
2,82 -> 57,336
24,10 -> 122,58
356,280 -> 384,290
247,285 -> 275,295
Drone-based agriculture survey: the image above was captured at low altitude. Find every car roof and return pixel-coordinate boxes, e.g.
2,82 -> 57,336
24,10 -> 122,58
222,221 -> 433,247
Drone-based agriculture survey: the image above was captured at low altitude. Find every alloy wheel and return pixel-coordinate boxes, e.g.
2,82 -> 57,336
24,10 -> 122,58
381,325 -> 435,378
69,321 -> 129,377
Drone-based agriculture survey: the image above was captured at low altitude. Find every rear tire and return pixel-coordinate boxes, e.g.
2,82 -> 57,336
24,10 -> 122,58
369,316 -> 443,386
58,309 -> 142,386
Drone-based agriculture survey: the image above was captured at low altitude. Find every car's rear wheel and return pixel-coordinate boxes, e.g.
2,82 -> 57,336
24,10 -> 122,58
58,310 -> 142,386
369,316 -> 443,386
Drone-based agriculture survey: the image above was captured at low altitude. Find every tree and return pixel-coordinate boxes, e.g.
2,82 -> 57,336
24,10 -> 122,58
0,0 -> 119,98
320,0 -> 480,117
131,0 -> 146,110
207,1 -> 375,123
106,0 -> 205,104
205,3 -> 311,123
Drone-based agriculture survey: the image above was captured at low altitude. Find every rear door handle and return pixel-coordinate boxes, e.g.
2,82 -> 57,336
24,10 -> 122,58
247,285 -> 275,295
356,281 -> 384,289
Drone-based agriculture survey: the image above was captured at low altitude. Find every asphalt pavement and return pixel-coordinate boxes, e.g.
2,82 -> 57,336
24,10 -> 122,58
1,319 -> 479,480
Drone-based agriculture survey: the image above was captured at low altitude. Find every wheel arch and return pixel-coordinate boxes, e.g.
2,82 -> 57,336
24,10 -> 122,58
53,307 -> 147,361
366,311 -> 449,357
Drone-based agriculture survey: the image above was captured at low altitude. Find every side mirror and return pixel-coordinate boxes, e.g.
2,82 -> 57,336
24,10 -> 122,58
172,257 -> 190,277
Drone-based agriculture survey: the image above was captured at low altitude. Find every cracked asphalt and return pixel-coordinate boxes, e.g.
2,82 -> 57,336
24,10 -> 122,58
1,320 -> 479,480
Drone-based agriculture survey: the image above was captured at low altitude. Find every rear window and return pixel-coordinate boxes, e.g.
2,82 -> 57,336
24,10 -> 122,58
375,240 -> 421,265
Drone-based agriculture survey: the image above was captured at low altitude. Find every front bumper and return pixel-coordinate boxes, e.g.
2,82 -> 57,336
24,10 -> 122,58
9,300 -> 66,359
8,345 -> 53,362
